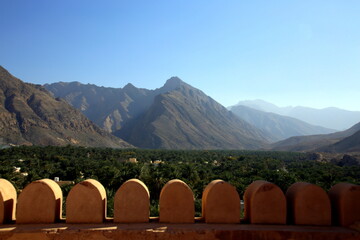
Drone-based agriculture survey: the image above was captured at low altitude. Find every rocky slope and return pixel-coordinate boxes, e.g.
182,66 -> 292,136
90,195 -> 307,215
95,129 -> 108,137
0,66 -> 132,148
47,77 -> 272,149
116,78 -> 271,149
45,79 -> 188,134
271,122 -> 360,152
318,129 -> 360,153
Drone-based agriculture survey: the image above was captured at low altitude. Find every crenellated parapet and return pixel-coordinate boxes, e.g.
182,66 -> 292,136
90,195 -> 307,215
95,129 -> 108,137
1,178 -> 359,226
0,178 -> 359,240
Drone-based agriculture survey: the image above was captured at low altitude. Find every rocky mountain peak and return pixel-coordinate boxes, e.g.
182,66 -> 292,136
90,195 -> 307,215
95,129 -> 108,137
161,77 -> 186,92
123,83 -> 137,90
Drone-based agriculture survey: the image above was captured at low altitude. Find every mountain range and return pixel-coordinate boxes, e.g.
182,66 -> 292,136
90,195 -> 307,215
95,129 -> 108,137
1,65 -> 359,152
44,78 -> 195,134
229,105 -> 335,141
231,100 -> 360,153
271,122 -> 360,152
235,99 -> 360,130
0,66 -> 131,148
45,77 -> 271,149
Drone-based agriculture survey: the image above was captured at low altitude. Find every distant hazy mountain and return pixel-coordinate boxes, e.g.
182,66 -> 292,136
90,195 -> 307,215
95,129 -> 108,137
0,66 -> 132,148
47,77 -> 272,149
234,99 -> 360,130
233,99 -> 293,115
271,122 -> 360,152
230,105 -> 335,142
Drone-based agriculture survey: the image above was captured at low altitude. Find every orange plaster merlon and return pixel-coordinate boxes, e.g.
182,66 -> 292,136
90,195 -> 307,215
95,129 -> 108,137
244,180 -> 286,224
202,179 -> 222,220
0,194 -> 3,223
66,179 -> 107,223
16,179 -> 62,224
159,179 -> 194,223
0,179 -> 17,224
286,182 -> 331,226
329,183 -> 360,227
202,179 -> 240,224
114,179 -> 150,223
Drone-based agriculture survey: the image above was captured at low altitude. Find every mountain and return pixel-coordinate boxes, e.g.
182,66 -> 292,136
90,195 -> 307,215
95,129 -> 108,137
318,129 -> 360,153
47,77 -> 272,149
45,82 -> 151,133
233,99 -> 293,115
229,105 -> 335,142
271,122 -> 360,152
116,78 -> 271,149
0,66 -> 132,148
234,100 -> 360,130
44,78 -> 190,134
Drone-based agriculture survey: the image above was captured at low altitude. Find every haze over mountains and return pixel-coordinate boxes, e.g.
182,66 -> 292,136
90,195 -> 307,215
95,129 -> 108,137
229,105 -> 335,142
235,99 -> 360,131
1,65 -> 359,152
230,100 -> 360,153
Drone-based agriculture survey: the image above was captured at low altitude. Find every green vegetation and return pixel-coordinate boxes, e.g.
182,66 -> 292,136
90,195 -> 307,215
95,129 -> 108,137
1,145 -> 359,217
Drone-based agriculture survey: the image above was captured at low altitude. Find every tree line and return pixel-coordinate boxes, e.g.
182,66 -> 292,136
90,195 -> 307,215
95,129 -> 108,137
1,145 -> 359,216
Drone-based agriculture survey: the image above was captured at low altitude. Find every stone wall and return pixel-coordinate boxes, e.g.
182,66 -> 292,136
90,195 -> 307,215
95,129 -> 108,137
0,178 -> 359,240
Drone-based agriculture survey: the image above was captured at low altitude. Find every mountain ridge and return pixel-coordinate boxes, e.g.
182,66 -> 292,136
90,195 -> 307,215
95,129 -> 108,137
230,105 -> 336,142
46,77 -> 272,149
271,122 -> 360,152
116,83 -> 271,149
44,76 -> 188,134
0,66 -> 132,148
233,99 -> 360,130
320,129 -> 360,153
8,66 -> 357,151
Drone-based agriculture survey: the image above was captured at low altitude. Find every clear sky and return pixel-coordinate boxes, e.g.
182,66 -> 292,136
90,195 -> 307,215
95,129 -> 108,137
1,1 -> 359,111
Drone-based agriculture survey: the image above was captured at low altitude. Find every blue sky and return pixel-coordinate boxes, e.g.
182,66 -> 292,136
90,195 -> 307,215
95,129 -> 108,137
1,1 -> 359,110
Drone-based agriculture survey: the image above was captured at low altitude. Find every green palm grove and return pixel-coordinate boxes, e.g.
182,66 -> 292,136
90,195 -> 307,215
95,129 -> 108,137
0,145 -> 359,217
